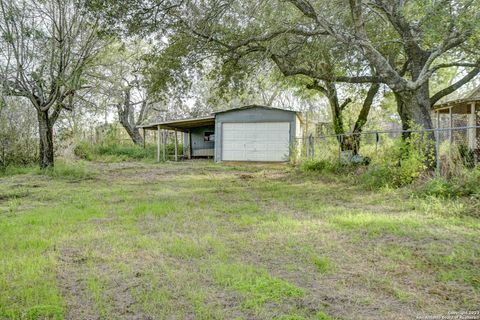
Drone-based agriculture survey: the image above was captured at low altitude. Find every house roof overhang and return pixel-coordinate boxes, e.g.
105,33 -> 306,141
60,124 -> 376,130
433,85 -> 480,114
433,99 -> 479,114
138,116 -> 215,132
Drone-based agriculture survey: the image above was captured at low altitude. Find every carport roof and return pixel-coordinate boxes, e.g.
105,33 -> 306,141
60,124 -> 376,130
138,116 -> 215,132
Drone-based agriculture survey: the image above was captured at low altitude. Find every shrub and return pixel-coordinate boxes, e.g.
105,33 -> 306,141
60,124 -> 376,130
418,169 -> 480,198
360,130 -> 433,189
73,141 -> 93,160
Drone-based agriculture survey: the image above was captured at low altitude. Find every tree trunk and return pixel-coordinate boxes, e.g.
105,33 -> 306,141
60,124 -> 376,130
120,120 -> 144,145
394,83 -> 437,168
37,110 -> 54,169
117,88 -> 145,146
394,83 -> 434,132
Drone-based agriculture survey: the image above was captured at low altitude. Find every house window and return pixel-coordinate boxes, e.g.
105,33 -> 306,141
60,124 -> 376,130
204,132 -> 215,142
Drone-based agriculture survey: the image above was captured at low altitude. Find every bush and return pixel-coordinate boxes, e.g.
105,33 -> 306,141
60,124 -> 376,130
418,169 -> 480,198
360,131 -> 433,189
73,141 -> 93,161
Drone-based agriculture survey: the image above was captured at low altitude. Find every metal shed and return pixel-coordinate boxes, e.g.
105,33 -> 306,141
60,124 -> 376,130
138,105 -> 303,162
214,105 -> 303,162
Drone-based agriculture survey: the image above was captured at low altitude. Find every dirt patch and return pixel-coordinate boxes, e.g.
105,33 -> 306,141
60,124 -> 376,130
56,247 -> 101,320
56,245 -> 150,320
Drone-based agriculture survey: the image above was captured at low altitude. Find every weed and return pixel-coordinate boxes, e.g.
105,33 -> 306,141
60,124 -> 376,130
310,255 -> 334,274
213,263 -> 304,309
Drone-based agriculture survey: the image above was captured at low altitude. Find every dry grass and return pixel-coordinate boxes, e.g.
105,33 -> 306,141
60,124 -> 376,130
0,160 -> 479,319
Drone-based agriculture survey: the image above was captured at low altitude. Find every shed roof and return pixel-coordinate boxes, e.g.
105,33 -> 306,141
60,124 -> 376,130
138,115 -> 215,132
138,105 -> 305,131
214,104 -> 299,115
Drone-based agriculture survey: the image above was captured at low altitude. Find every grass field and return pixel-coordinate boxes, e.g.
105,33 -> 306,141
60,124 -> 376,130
0,160 -> 479,319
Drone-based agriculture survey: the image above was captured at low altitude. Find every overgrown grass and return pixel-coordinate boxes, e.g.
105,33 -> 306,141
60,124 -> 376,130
416,169 -> 480,199
0,161 -> 479,319
74,141 -> 182,162
0,160 -> 93,180
212,263 -> 304,309
300,132 -> 480,204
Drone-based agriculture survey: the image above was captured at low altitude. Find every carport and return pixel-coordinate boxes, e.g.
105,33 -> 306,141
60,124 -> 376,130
138,116 -> 215,162
138,105 -> 303,163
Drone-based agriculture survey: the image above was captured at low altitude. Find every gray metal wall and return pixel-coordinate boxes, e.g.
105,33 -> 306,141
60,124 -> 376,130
214,107 -> 299,161
183,126 -> 215,156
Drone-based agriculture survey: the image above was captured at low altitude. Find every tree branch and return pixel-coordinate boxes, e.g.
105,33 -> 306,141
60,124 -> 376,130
353,83 -> 379,133
430,67 -> 480,105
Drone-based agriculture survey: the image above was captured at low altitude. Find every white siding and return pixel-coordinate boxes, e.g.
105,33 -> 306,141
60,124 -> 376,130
221,122 -> 290,161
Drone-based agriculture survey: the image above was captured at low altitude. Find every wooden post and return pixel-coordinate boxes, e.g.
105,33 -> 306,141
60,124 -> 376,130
174,129 -> 178,161
188,130 -> 192,159
143,128 -> 146,149
436,111 -> 440,172
469,102 -> 476,150
163,130 -> 167,161
156,125 -> 160,162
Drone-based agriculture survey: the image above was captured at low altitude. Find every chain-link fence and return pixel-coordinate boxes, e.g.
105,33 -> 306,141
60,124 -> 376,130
299,126 -> 480,174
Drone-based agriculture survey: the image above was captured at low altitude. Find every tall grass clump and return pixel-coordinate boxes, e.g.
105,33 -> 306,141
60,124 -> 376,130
0,160 -> 93,180
417,168 -> 480,199
41,160 -> 93,180
299,159 -> 351,175
74,140 -> 182,162
360,130 -> 434,189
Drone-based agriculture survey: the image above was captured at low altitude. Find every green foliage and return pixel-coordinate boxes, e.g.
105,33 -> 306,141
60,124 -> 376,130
299,159 -> 350,175
213,263 -> 304,309
310,255 -> 334,274
418,169 -> 480,199
41,161 -> 93,180
25,305 -> 63,320
0,161 -> 92,180
74,141 -> 181,162
316,311 -> 333,320
458,144 -> 476,168
360,132 -> 433,189
0,100 -> 39,169
0,165 -> 38,177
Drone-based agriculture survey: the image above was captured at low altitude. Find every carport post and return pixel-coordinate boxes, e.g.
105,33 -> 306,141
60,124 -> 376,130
143,128 -> 146,149
163,130 -> 167,161
156,125 -> 161,162
174,129 -> 178,161
188,130 -> 192,159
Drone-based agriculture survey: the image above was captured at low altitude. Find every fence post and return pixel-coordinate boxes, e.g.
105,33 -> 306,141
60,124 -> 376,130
311,136 -> 315,159
305,136 -> 310,159
375,132 -> 379,156
308,134 -> 314,159
338,135 -> 342,162
435,128 -> 440,173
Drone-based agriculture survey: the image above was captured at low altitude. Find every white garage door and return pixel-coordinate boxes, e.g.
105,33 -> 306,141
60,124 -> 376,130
222,122 -> 290,161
